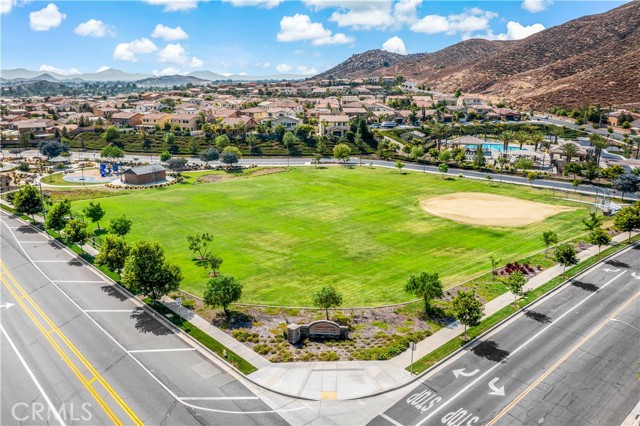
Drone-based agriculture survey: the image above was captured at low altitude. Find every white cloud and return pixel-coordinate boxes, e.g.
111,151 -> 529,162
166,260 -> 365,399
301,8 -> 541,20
522,0 -> 553,13
113,38 -> 158,62
222,0 -> 283,8
480,21 -> 546,41
151,24 -> 189,40
276,63 -> 292,72
411,8 -> 497,37
39,64 -> 81,75
74,19 -> 113,37
296,65 -> 317,75
142,0 -> 205,12
1,0 -> 17,15
303,0 -> 422,31
157,43 -> 189,64
293,49 -> 304,55
190,57 -> 204,67
277,14 -> 354,46
29,3 -> 66,31
382,36 -> 407,54
256,61 -> 271,68
96,66 -> 111,72
153,66 -> 184,76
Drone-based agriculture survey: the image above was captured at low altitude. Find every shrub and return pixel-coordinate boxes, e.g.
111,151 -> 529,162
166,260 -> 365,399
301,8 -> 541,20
318,351 -> 340,361
253,343 -> 271,355
181,299 -> 196,309
232,329 -> 260,343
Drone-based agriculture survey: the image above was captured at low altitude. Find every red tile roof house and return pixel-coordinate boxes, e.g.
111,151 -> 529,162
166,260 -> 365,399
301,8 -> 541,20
110,112 -> 143,128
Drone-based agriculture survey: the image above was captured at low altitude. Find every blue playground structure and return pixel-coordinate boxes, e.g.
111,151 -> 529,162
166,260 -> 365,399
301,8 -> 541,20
100,162 -> 120,177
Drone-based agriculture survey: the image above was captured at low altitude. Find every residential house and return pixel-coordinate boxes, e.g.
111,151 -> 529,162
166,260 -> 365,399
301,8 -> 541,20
318,115 -> 350,137
139,113 -> 172,129
169,114 -> 200,132
270,116 -> 302,130
110,112 -> 143,128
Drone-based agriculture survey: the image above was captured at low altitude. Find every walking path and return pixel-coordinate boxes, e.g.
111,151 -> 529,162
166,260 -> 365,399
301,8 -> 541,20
2,191 -> 637,401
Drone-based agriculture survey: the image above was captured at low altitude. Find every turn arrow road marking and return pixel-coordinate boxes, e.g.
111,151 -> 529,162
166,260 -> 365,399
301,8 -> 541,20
452,368 -> 480,378
488,378 -> 505,396
631,272 -> 640,280
0,302 -> 14,309
603,268 -> 621,273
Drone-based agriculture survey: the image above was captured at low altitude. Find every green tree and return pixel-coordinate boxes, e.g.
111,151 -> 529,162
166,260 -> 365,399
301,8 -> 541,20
13,184 -> 43,221
82,201 -> 105,230
505,271 -> 526,306
614,203 -> 640,242
198,254 -> 224,277
164,132 -> 176,146
612,173 -> 639,201
95,235 -> 129,276
450,290 -> 484,340
100,145 -> 124,159
473,147 -> 486,168
312,285 -> 343,320
274,124 -> 286,141
160,151 -> 172,162
438,162 -> 448,178
404,271 -> 443,313
102,126 -> 120,144
527,172 -> 537,186
583,160 -> 600,183
497,131 -> 514,156
560,143 -> 578,162
282,131 -> 296,166
220,151 -> 239,167
489,255 -> 500,275
589,134 -> 608,164
45,199 -> 72,232
39,140 -> 68,158
541,230 -> 558,257
203,274 -> 242,320
395,160 -> 405,173
582,212 -> 603,232
199,147 -> 219,163
188,139 -> 200,156
588,227 -> 611,256
333,143 -> 351,163
186,232 -> 213,260
215,134 -> 230,151
109,215 -> 132,237
122,241 -> 182,301
554,243 -> 578,272
63,218 -> 90,253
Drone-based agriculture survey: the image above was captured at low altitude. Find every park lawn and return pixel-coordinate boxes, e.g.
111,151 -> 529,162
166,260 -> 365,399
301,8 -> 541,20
41,170 -> 104,187
72,167 -> 589,307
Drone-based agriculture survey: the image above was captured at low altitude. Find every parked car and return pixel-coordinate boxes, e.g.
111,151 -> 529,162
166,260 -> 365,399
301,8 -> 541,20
381,121 -> 396,128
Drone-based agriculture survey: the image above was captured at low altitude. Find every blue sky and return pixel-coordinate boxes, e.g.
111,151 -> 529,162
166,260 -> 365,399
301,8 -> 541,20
0,0 -> 628,76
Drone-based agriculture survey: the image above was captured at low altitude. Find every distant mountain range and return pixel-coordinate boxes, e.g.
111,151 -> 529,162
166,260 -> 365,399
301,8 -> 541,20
316,1 -> 640,109
0,67 -> 306,84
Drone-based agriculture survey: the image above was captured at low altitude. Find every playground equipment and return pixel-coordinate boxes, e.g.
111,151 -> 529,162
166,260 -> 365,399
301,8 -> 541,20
591,185 -> 621,215
100,162 -> 120,177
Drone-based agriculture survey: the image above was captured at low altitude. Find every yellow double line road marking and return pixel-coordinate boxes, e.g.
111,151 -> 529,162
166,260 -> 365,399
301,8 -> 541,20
0,261 -> 143,426
487,291 -> 640,426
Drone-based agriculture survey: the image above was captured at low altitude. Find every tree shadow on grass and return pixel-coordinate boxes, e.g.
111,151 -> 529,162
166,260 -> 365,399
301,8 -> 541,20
130,307 -> 174,336
571,280 -> 599,293
524,310 -> 551,324
211,310 -> 253,330
470,340 -> 510,363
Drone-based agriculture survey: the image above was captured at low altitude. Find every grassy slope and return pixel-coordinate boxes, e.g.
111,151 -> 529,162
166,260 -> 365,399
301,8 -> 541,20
72,167 -> 588,306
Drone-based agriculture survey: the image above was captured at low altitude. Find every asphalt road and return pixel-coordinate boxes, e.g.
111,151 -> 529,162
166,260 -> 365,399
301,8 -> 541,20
0,210 -> 300,425
369,244 -> 640,426
533,116 -> 628,142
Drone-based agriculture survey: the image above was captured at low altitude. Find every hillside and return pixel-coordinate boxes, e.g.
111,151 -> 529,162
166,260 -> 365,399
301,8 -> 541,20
135,75 -> 211,86
316,49 -> 415,80
316,2 -> 640,108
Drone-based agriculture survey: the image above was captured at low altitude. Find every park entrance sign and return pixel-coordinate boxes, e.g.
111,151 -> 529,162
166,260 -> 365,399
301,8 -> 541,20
287,320 -> 348,344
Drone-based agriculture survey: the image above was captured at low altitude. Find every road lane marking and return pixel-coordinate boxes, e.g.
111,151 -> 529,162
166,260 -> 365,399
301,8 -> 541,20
179,396 -> 259,401
413,270 -> 628,426
33,260 -> 74,263
128,348 -> 196,353
452,368 -> 480,378
487,378 -> 505,396
381,413 -> 405,426
486,291 -> 640,426
0,323 -> 68,426
55,280 -> 105,283
0,261 -> 143,426
1,219 -> 310,415
84,309 -> 133,313
17,240 -> 50,243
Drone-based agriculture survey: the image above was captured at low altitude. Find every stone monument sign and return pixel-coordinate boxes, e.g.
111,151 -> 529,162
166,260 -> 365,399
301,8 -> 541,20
286,320 -> 348,344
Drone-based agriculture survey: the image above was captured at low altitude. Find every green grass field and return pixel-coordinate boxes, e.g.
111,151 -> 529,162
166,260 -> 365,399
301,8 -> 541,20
73,167 -> 588,306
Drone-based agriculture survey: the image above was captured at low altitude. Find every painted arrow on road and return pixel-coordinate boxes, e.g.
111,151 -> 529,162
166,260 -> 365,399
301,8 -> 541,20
0,302 -> 14,309
603,268 -> 621,273
453,368 -> 480,378
631,272 -> 640,280
488,378 -> 505,396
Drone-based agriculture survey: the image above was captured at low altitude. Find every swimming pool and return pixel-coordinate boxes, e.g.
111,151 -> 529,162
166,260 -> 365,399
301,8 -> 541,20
464,144 -> 522,152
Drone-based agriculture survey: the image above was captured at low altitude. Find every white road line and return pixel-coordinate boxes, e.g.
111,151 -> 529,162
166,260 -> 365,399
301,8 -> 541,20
33,260 -> 73,263
56,280 -> 105,283
128,348 -> 196,353
1,218 -> 309,416
84,309 -> 132,313
381,413 -> 404,426
0,323 -> 68,426
17,241 -> 50,243
179,397 -> 259,401
414,270 -> 628,426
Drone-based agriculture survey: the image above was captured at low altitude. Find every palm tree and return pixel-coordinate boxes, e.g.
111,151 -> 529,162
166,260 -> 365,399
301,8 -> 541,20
560,142 -> 578,162
497,131 -> 514,157
354,131 -> 365,166
431,123 -> 448,151
589,134 -> 608,165
530,132 -> 545,152
514,131 -> 528,150
549,126 -> 564,144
